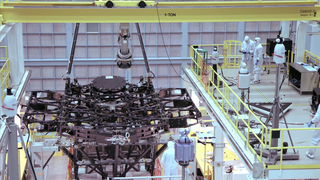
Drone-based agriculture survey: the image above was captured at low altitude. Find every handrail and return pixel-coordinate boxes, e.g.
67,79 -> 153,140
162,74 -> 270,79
268,128 -> 320,170
303,50 -> 320,66
190,45 -> 268,168
190,44 -> 320,171
0,46 -> 10,100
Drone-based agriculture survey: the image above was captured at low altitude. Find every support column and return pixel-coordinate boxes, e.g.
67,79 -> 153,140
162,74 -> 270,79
7,117 -> 19,180
214,123 -> 224,180
237,22 -> 245,42
181,22 -> 189,58
281,21 -> 290,38
7,23 -> 24,88
310,26 -> 320,57
295,21 -> 307,62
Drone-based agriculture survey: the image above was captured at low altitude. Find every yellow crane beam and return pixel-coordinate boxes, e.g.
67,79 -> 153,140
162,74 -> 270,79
2,0 -> 318,7
0,1 -> 319,24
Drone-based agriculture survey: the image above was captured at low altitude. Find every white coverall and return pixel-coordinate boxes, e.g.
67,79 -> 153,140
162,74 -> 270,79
161,141 -> 178,180
308,105 -> 320,156
252,38 -> 263,83
240,37 -> 254,75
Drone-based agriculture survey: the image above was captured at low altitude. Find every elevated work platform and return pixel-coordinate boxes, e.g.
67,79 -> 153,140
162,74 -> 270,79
183,65 -> 320,179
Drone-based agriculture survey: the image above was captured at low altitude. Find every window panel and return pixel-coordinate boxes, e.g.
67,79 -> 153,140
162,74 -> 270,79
113,66 -> 125,77
158,23 -> 170,32
88,34 -> 99,45
78,23 -> 87,33
170,46 -> 181,57
55,66 -> 66,77
270,21 -> 281,31
74,47 -> 86,58
146,46 -> 157,58
30,67 -> 41,78
26,23 -> 39,33
170,23 -> 181,32
101,66 -> 113,76
29,80 -> 41,91
157,65 -> 168,76
100,47 -> 113,58
132,65 -> 144,76
74,66 -> 87,77
226,22 -> 237,32
87,23 -> 99,32
157,46 -> 168,58
214,33 -> 224,44
170,34 -> 181,44
189,34 -> 200,44
78,79 -> 88,85
43,80 -> 55,90
258,22 -> 269,31
88,66 -> 100,77
40,35 -> 53,46
100,35 -> 113,45
112,23 -> 120,32
53,23 -> 65,33
245,22 -> 257,31
54,47 -> 66,59
77,34 -> 87,46
145,34 -> 156,45
100,23 -> 112,33
157,77 -> 168,88
41,47 -> 54,59
214,22 -> 225,31
27,48 -> 40,59
133,47 -> 143,58
42,67 -> 54,78
170,65 -> 181,75
201,33 -> 213,44
56,80 -> 64,90
54,35 -> 66,46
40,23 -> 52,33
27,35 -> 40,46
169,77 -> 180,88
157,34 -> 169,45
87,47 -> 100,58
189,23 -> 200,32
203,23 -> 213,32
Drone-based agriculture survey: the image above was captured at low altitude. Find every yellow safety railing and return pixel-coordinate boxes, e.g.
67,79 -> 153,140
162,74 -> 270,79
303,50 -> 320,66
268,128 -> 320,170
190,45 -> 269,168
0,46 -> 10,100
190,45 -> 320,171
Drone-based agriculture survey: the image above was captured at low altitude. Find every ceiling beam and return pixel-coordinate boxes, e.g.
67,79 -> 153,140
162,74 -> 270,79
0,6 -> 319,24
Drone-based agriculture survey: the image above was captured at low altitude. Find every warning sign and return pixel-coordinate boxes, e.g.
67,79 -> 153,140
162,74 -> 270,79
300,9 -> 317,17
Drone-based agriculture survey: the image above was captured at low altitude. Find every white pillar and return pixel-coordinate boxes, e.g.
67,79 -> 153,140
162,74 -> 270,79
7,23 -> 24,88
310,26 -> 320,57
281,21 -> 290,38
214,123 -> 224,180
295,21 -> 307,62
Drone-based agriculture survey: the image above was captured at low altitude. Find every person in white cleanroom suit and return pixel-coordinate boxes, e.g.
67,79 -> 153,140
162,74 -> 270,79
306,105 -> 320,159
251,37 -> 263,84
239,36 -> 254,76
161,141 -> 178,180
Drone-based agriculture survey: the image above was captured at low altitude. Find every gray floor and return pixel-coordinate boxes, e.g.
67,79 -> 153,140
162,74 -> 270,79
26,67 -> 318,179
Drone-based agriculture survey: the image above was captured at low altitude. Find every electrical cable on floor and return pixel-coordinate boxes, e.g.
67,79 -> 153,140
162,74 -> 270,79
218,64 -> 236,87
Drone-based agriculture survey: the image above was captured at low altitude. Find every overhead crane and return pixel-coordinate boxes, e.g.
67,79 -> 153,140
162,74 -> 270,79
1,1 -> 320,180
0,0 -> 319,24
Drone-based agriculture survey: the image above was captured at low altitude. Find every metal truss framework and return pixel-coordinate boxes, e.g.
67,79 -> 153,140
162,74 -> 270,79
22,75 -> 202,178
0,1 -> 319,24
